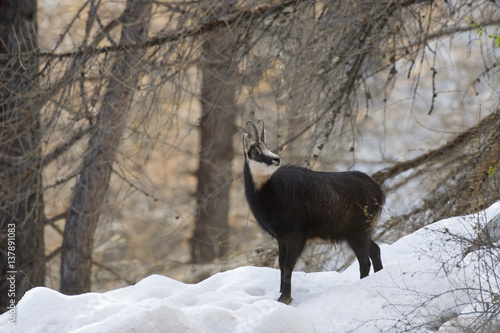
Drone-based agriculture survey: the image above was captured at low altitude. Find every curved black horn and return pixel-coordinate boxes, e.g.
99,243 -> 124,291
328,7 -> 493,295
246,120 -> 260,144
257,118 -> 266,143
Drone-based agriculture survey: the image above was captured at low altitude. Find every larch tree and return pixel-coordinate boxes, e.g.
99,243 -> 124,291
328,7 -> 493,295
191,3 -> 239,264
60,0 -> 153,295
0,0 -> 45,312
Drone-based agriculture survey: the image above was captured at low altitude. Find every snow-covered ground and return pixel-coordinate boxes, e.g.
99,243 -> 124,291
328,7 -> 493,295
2,202 -> 500,333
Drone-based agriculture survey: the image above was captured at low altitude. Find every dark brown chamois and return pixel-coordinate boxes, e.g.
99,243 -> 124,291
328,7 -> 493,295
243,119 -> 385,304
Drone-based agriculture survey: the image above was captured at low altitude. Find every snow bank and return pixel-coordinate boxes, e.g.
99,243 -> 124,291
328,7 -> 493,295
2,202 -> 500,332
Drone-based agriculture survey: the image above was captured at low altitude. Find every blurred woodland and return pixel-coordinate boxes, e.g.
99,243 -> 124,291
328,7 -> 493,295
1,0 -> 499,313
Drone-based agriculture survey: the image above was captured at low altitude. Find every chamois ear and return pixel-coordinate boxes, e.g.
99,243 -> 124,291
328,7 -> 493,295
242,133 -> 250,158
257,118 -> 266,143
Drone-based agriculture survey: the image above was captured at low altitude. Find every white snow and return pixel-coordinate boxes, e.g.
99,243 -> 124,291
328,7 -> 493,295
2,202 -> 500,333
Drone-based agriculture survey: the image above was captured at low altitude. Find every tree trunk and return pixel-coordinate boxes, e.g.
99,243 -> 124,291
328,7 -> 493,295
191,29 -> 237,263
0,0 -> 45,313
60,0 -> 152,295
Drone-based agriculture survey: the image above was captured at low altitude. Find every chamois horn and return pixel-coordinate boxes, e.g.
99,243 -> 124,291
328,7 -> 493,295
246,120 -> 260,145
257,118 -> 266,143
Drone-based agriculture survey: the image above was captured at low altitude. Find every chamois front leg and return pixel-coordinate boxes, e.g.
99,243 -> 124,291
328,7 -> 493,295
277,235 -> 306,305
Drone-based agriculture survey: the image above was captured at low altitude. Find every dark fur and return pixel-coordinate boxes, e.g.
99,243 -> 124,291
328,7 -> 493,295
244,158 -> 385,304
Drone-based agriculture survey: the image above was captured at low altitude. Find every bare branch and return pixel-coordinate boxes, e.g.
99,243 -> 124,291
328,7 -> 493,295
92,260 -> 135,285
45,212 -> 68,227
372,110 -> 499,184
3,0 -> 436,62
42,125 -> 94,168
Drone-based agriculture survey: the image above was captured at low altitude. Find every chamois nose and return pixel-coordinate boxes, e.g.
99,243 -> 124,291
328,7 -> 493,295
273,157 -> 281,166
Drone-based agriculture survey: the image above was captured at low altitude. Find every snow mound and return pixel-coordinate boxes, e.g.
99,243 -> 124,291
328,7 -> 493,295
2,202 -> 500,332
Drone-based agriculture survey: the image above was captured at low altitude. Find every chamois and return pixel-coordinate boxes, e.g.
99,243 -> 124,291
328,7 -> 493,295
243,119 -> 385,304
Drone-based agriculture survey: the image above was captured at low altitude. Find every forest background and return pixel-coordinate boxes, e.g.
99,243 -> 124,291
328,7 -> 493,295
0,0 -> 499,314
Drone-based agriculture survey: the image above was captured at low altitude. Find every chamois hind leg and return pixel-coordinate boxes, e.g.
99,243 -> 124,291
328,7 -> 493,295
278,239 -> 286,292
347,236 -> 371,279
277,235 -> 306,305
369,239 -> 383,272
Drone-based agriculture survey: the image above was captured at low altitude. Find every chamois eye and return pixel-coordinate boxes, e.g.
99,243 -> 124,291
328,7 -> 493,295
250,149 -> 259,159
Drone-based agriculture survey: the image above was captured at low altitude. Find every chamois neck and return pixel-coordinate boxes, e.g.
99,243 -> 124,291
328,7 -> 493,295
251,173 -> 272,190
244,159 -> 277,191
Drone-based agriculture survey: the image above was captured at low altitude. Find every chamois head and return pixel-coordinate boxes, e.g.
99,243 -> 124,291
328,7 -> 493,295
243,119 -> 281,189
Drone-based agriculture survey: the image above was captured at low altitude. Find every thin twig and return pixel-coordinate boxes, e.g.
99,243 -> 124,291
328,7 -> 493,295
92,260 -> 136,285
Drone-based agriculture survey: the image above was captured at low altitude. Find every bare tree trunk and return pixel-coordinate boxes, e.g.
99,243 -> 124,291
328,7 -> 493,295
191,29 -> 237,263
60,0 -> 152,295
0,0 -> 45,313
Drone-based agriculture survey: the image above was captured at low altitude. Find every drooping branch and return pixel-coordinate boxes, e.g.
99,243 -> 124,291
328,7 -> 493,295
372,111 -> 499,184
26,0 -> 296,60
0,0 -> 433,62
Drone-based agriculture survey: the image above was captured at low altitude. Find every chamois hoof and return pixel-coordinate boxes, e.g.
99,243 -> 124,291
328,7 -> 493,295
277,294 -> 292,305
